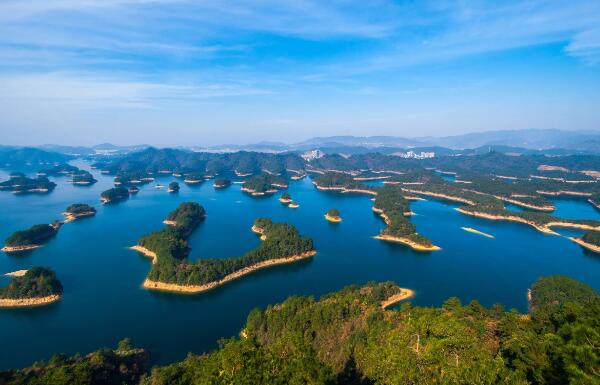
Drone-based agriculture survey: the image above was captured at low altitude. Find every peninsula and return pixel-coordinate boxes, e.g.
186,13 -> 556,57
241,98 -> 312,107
570,231 -> 600,254
0,267 -> 63,308
134,210 -> 315,294
372,186 -> 440,251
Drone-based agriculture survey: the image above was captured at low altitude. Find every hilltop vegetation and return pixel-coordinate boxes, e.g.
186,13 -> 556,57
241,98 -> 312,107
100,187 -> 129,203
0,267 -> 63,299
242,173 -> 287,194
0,176 -> 56,194
135,205 -> 314,288
1,276 -> 598,384
65,203 -> 96,215
4,224 -> 59,247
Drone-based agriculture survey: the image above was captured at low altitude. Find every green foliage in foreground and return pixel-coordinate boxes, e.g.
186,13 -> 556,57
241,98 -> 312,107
2,277 -> 598,385
5,224 -> 58,246
0,267 -> 63,299
0,339 -> 149,385
65,204 -> 96,215
146,276 -> 599,385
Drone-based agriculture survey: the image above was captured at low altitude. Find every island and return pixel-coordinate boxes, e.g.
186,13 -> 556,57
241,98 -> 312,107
372,186 -> 440,251
313,172 -> 377,195
325,208 -> 342,222
167,181 -> 179,193
570,231 -> 600,253
132,207 -> 315,294
0,267 -> 63,308
63,203 -> 96,222
279,192 -> 292,204
183,172 -> 204,184
241,173 -> 288,196
2,223 -> 60,253
100,187 -> 129,204
71,171 -> 97,185
213,178 -> 231,189
288,201 -> 300,209
0,175 -> 56,194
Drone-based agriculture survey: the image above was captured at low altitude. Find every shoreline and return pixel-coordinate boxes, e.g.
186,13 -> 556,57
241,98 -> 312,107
495,196 -> 555,212
4,269 -> 28,277
373,234 -> 441,251
143,250 -> 317,294
1,244 -> 40,253
324,214 -> 342,222
461,227 -> 494,238
381,288 -> 415,309
63,211 -> 96,222
402,189 -> 475,205
313,183 -> 377,196
241,187 -> 278,196
130,245 -> 158,264
569,237 -> 600,254
279,198 -> 292,204
162,220 -> 177,226
0,294 -> 60,308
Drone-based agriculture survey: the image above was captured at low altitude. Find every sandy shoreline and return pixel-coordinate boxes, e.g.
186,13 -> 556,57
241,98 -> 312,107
325,214 -> 342,222
63,211 -> 96,223
381,289 -> 415,309
1,244 -> 40,253
374,234 -> 440,251
0,294 -> 60,308
495,196 -> 555,212
461,227 -> 494,238
314,183 -> 377,196
162,220 -> 177,226
402,189 -> 476,205
4,269 -> 28,277
130,245 -> 158,264
143,250 -> 317,294
569,237 -> 600,253
455,208 -> 556,234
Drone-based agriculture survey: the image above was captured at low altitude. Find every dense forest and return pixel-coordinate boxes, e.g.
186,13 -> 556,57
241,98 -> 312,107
6,276 -> 596,384
0,267 -> 63,299
65,203 -> 96,215
242,173 -> 287,194
100,187 -> 129,203
312,172 -> 367,190
137,207 -> 314,287
4,224 -> 59,247
582,231 -> 600,247
0,339 -> 149,385
373,186 -> 434,247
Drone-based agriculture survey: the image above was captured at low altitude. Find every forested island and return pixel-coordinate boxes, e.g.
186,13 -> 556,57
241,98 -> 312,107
0,175 -> 56,194
4,276 -> 597,384
133,207 -> 315,293
167,181 -> 179,193
213,178 -> 231,189
279,192 -> 292,204
100,187 -> 129,204
2,223 -> 60,253
241,173 -> 288,195
38,164 -> 97,185
63,203 -> 96,222
325,208 -> 341,222
373,186 -> 439,251
571,231 -> 600,253
312,172 -> 376,195
0,267 -> 63,307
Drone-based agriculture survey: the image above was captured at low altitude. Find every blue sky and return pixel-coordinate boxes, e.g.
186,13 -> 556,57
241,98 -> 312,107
1,0 -> 599,146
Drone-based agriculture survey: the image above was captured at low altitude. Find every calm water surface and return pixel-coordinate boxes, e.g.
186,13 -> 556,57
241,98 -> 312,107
0,161 -> 599,369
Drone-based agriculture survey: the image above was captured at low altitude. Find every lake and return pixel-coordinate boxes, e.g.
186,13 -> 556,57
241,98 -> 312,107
0,161 -> 599,369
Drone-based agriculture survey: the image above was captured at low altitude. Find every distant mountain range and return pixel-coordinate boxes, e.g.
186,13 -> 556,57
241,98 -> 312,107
2,129 -> 600,167
197,129 -> 600,154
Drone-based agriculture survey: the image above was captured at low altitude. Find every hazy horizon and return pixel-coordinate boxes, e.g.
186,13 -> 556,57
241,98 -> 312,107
1,1 -> 600,146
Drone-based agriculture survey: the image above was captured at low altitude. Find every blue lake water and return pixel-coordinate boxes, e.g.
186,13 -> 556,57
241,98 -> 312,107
0,161 -> 599,369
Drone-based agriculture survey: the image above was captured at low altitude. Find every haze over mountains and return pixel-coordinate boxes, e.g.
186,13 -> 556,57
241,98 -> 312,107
2,129 -> 600,160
